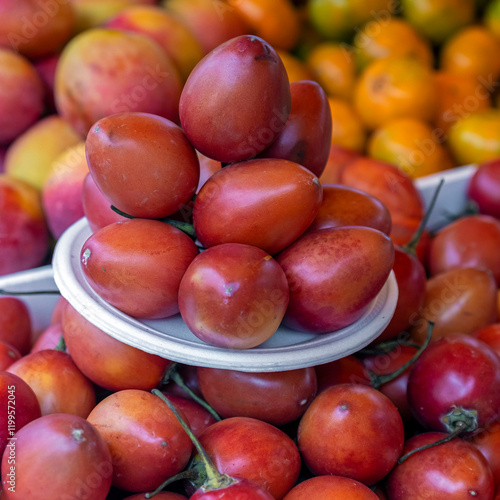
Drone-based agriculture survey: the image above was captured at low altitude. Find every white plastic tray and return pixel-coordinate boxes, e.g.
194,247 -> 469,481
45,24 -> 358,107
4,164 -> 475,371
415,164 -> 477,232
52,218 -> 398,371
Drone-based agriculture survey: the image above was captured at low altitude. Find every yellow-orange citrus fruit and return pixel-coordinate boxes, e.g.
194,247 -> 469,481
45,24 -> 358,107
433,71 -> 492,133
277,50 -> 315,83
401,0 -> 476,45
230,0 -> 301,51
328,98 -> 367,153
440,25 -> 500,82
306,42 -> 356,101
354,56 -> 438,130
448,109 -> 500,165
368,117 -> 455,178
352,17 -> 434,71
485,0 -> 500,39
307,0 -> 394,41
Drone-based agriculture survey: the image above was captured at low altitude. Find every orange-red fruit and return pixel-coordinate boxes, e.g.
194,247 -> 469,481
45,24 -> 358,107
80,219 -> 199,319
193,158 -> 323,255
85,112 -> 199,219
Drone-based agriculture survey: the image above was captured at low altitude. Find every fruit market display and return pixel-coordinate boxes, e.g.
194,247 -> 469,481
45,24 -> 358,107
3,0 -> 500,499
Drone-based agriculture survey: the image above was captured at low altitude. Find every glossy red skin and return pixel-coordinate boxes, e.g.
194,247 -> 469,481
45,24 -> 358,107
0,175 -> 50,276
179,35 -> 291,163
193,158 -> 322,255
1,413 -> 113,500
0,372 -> 41,458
315,355 -> 371,393
407,334 -> 500,433
196,366 -> 317,426
7,349 -> 96,418
277,226 -> 395,334
55,28 -> 182,137
82,173 -> 127,232
467,159 -> 500,218
179,243 -> 290,349
161,392 -> 217,438
62,303 -> 171,391
30,322 -> 63,353
306,184 -> 392,235
0,297 -> 31,355
410,267 -> 498,345
297,384 -> 405,485
191,477 -> 275,500
374,246 -> 426,343
469,420 -> 500,486
81,218 -> 199,319
87,389 -> 193,492
86,112 -> 199,219
259,80 -> 332,178
362,344 -> 418,424
191,417 -> 301,500
0,342 -> 21,371
428,214 -> 500,285
339,157 -> 424,245
385,432 -> 495,499
283,475 -> 379,499
472,323 -> 500,357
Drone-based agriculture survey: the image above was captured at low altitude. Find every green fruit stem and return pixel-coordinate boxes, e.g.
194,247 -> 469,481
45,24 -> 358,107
404,178 -> 444,256
152,388 -> 234,492
54,335 -> 66,352
161,363 -> 221,422
397,415 -> 474,464
368,321 -> 434,390
110,205 -> 197,241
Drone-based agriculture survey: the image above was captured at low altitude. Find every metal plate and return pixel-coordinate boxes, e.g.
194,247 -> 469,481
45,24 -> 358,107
52,218 -> 398,372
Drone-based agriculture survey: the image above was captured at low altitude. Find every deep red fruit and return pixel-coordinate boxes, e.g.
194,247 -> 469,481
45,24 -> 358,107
297,384 -> 405,486
259,80 -> 332,178
467,159 -> 500,218
385,432 -> 495,499
277,226 -> 394,334
179,35 -> 291,163
407,334 -> 500,435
